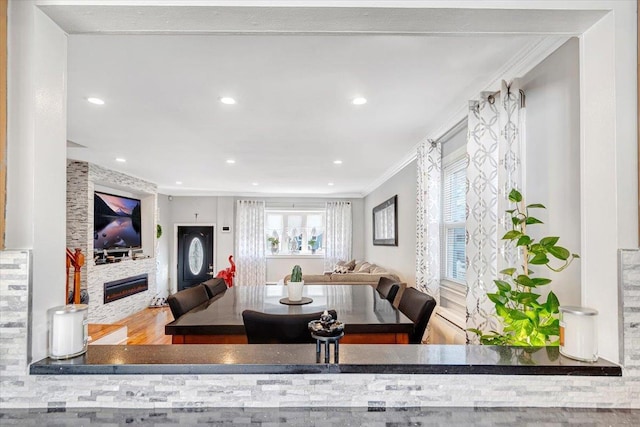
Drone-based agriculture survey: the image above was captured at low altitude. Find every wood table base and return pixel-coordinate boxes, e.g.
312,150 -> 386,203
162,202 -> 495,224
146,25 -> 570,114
171,333 -> 409,345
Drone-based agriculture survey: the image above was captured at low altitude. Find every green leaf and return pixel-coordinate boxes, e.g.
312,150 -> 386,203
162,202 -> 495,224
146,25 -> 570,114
494,280 -> 511,293
548,246 -> 570,261
524,310 -> 539,324
529,243 -> 544,254
540,236 -> 559,247
508,189 -> 523,203
496,304 -> 509,319
572,254 -> 580,259
526,203 -> 546,209
505,209 -> 516,214
530,277 -> 552,287
546,291 -> 560,313
530,334 -> 547,347
488,293 -> 507,305
526,216 -> 544,225
502,230 -> 522,240
509,309 -> 529,320
538,324 -> 560,336
467,328 -> 484,336
512,216 -> 524,226
499,268 -> 517,276
530,253 -> 550,265
516,235 -> 532,246
515,275 -> 534,287
517,292 -> 541,305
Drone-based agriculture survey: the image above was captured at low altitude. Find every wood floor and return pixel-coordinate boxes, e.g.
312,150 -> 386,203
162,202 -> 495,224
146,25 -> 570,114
109,306 -> 174,345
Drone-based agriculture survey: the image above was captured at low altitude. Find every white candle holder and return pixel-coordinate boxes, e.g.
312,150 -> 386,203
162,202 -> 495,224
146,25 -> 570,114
48,304 -> 89,359
559,306 -> 598,362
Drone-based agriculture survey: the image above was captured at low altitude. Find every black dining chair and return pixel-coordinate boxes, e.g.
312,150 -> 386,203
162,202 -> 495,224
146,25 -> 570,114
397,287 -> 437,344
167,284 -> 210,320
242,310 -> 338,344
376,277 -> 400,304
202,277 -> 227,299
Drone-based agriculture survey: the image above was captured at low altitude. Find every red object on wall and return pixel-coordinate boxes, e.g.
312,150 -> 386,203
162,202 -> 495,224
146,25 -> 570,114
216,255 -> 236,287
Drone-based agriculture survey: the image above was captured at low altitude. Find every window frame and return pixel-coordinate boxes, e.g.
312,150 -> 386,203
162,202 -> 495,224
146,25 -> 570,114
439,146 -> 468,327
264,208 -> 326,257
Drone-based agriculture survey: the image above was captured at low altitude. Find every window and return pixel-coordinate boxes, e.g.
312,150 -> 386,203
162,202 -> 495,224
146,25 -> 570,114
440,154 -> 467,325
265,210 -> 325,256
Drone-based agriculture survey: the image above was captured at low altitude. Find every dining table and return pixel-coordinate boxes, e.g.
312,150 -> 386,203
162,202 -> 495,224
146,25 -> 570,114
165,284 -> 414,344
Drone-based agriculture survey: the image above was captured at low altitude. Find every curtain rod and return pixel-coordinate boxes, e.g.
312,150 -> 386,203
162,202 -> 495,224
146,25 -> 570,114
434,117 -> 467,145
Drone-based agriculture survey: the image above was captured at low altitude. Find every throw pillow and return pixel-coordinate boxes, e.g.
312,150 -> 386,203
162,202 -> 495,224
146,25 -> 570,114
336,260 -> 346,266
354,260 -> 366,271
345,259 -> 356,271
333,264 -> 349,274
371,266 -> 388,274
357,262 -> 372,273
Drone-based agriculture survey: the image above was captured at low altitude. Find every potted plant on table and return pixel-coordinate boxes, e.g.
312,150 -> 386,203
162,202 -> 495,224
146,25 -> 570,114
287,265 -> 304,302
308,238 -> 317,254
469,189 -> 579,346
267,236 -> 280,254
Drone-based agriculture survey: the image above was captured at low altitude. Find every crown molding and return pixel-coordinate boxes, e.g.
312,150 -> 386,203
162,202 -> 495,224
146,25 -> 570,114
361,35 -> 570,198
157,188 -> 363,198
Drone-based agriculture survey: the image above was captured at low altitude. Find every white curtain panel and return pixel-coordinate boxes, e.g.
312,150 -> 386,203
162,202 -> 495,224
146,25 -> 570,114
324,201 -> 352,270
465,80 -> 525,343
235,200 -> 266,286
415,141 -> 442,301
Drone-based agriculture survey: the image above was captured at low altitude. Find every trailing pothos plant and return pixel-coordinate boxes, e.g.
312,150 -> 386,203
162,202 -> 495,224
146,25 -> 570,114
469,189 -> 579,346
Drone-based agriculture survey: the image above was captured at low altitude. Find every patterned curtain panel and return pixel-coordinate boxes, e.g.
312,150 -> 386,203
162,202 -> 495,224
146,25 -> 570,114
415,141 -> 442,301
324,201 -> 352,270
235,200 -> 266,286
465,80 -> 525,343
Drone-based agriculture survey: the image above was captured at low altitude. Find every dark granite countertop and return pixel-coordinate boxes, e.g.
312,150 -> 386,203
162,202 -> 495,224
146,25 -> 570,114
30,344 -> 621,376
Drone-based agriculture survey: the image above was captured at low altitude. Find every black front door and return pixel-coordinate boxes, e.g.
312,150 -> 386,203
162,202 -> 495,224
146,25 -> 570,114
177,226 -> 214,291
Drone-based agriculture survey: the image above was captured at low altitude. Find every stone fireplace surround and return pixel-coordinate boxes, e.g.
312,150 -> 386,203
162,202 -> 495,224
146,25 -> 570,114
66,161 -> 158,323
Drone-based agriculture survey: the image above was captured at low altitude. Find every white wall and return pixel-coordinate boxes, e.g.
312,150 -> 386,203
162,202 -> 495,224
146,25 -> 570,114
520,38 -> 582,307
156,194 -> 171,297
216,196 -> 235,275
579,13 -> 624,362
6,1 -> 68,361
364,160 -> 417,286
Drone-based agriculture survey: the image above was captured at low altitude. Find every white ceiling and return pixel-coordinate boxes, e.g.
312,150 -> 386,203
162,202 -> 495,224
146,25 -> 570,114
66,33 -> 556,196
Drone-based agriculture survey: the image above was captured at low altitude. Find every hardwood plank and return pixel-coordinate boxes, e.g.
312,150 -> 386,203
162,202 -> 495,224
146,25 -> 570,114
88,323 -> 126,343
111,306 -> 173,345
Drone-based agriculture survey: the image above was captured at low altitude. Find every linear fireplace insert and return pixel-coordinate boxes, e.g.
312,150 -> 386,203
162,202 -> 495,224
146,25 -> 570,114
103,274 -> 148,304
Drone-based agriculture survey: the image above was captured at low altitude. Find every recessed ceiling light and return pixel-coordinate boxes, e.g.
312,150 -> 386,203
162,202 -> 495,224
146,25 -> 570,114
87,97 -> 105,105
352,97 -> 367,105
333,160 -> 343,165
226,159 -> 236,164
252,182 -> 259,186
220,97 -> 236,105
328,183 -> 335,186
175,181 -> 182,185
115,158 -> 126,163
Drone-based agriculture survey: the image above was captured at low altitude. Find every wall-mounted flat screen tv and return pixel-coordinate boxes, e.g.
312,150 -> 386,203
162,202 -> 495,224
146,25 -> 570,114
94,191 -> 142,251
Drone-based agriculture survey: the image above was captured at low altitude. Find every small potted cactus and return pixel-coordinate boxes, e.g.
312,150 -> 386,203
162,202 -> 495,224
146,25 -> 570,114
287,264 -> 304,302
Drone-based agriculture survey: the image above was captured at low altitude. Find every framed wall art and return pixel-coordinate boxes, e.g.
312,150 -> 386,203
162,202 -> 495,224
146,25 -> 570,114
372,195 -> 398,246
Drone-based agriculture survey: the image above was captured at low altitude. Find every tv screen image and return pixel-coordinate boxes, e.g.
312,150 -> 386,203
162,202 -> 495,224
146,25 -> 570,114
94,191 -> 142,250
